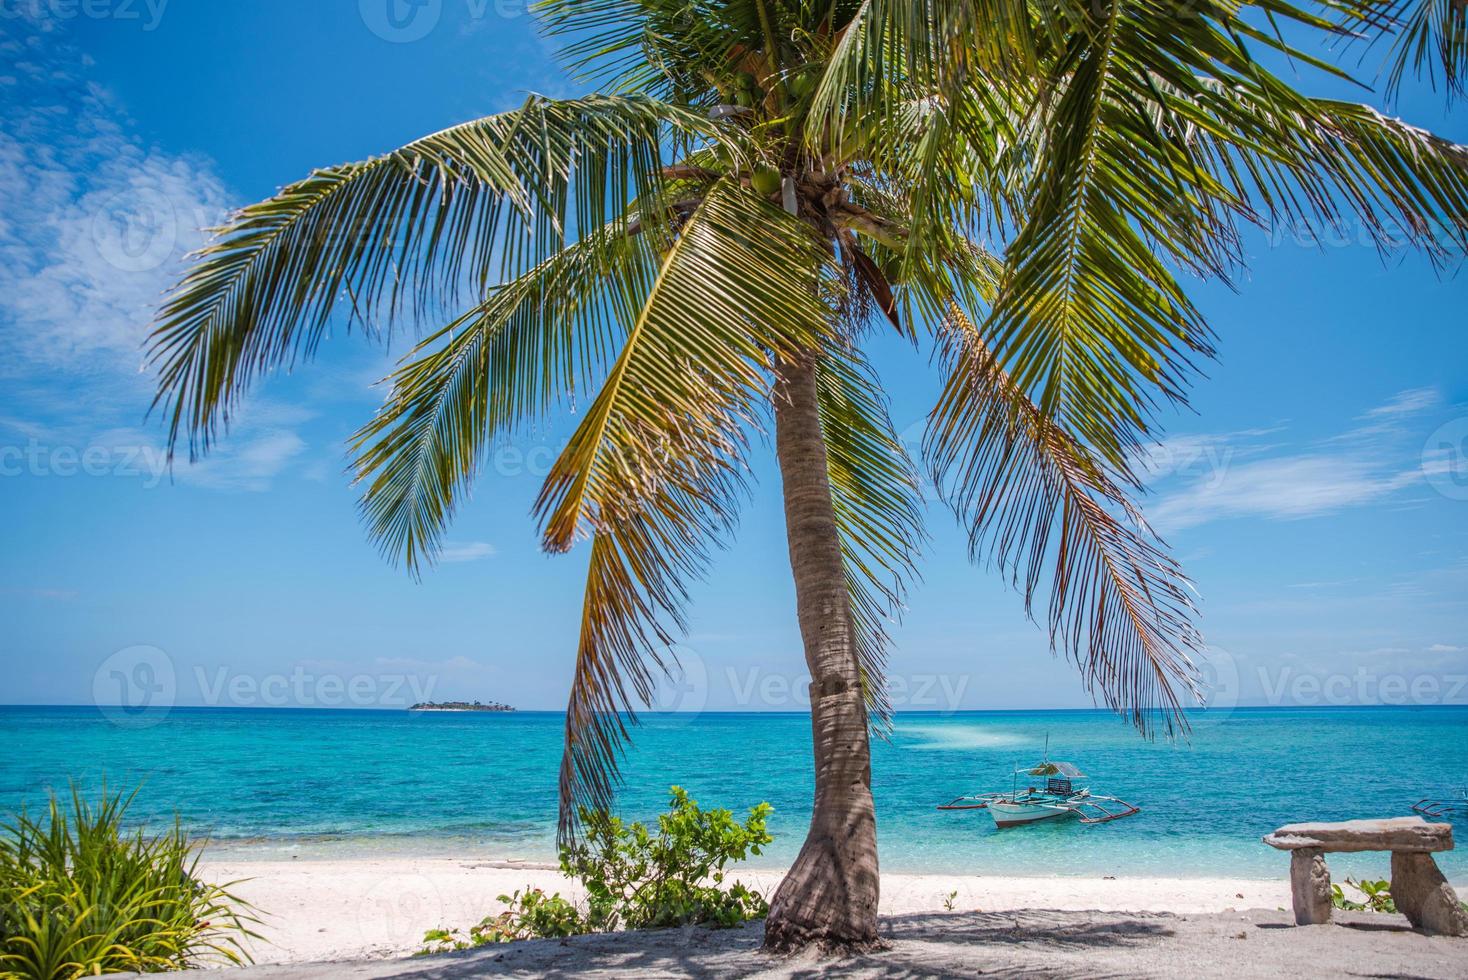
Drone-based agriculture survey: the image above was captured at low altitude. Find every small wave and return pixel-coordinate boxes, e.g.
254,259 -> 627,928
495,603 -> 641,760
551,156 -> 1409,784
898,725 -> 1030,751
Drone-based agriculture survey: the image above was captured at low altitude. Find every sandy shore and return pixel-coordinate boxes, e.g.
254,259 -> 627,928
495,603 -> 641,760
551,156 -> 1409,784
202,856 -> 1301,964
201,908 -> 1468,979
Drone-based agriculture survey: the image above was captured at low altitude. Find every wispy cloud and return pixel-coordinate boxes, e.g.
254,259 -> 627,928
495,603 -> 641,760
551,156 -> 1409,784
0,22 -> 231,376
1150,455 -> 1420,531
439,541 -> 496,563
173,430 -> 308,492
1362,387 -> 1438,418
0,19 -> 318,495
1133,426 -> 1283,487
1149,388 -> 1442,532
0,413 -> 308,492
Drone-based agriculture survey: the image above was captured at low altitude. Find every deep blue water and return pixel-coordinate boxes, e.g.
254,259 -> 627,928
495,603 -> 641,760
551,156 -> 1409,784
2,705 -> 1465,879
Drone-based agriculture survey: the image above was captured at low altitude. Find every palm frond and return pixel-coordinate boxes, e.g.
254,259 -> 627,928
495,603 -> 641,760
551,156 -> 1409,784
1345,0 -> 1468,100
981,0 -> 1221,473
841,174 -> 1007,332
866,85 -> 1031,288
814,347 -> 926,728
546,180 -> 836,836
538,0 -> 776,98
149,94 -> 727,458
351,225 -> 650,573
807,0 -> 1069,157
971,0 -> 1457,474
1173,79 -> 1468,263
928,309 -> 1202,736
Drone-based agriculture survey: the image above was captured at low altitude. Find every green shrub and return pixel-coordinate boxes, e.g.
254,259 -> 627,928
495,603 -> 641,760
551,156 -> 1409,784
419,787 -> 771,952
0,787 -> 257,979
1331,877 -> 1397,913
419,888 -> 587,952
567,786 -> 772,932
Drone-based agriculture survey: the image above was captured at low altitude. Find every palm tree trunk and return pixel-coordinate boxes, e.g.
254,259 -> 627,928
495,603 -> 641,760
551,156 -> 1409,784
762,352 -> 882,953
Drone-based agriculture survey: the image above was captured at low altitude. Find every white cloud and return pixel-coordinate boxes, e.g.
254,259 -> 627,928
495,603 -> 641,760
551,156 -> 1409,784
0,20 -> 312,495
1148,388 -> 1441,532
173,430 -> 308,493
1150,455 -> 1420,531
1362,387 -> 1438,418
1134,426 -> 1282,485
0,34 -> 232,374
439,541 -> 496,563
1428,644 -> 1463,654
0,414 -> 307,492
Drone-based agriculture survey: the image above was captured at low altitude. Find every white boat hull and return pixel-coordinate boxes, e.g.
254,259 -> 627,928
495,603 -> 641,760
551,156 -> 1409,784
988,801 -> 1076,829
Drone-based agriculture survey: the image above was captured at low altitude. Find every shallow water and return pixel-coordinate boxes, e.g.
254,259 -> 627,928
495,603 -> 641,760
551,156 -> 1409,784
3,705 -> 1464,878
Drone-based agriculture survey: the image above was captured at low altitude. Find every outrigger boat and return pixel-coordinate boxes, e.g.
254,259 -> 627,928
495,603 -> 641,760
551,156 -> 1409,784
1413,789 -> 1468,818
936,747 -> 1140,829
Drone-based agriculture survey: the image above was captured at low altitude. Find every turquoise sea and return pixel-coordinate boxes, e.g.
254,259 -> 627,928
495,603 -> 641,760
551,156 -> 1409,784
3,706 -> 1465,880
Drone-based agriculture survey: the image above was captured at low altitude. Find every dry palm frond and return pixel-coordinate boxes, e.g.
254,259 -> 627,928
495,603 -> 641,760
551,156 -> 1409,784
928,309 -> 1202,736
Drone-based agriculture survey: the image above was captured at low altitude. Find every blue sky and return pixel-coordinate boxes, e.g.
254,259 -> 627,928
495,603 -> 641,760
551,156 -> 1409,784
1,2 -> 1465,717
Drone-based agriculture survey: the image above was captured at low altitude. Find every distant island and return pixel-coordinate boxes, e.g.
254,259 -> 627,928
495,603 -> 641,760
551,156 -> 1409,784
408,700 -> 515,712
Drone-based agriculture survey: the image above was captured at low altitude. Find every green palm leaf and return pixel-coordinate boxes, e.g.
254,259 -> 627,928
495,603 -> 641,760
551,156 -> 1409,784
815,348 -> 925,726
982,0 -> 1221,474
977,0 -> 1468,477
149,94 -> 726,458
806,0 -> 1062,156
1348,0 -> 1468,100
544,180 -> 836,834
1175,80 -> 1468,263
352,225 -> 650,572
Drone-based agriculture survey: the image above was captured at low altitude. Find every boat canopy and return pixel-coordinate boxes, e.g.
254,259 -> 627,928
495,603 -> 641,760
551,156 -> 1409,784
1021,761 -> 1086,778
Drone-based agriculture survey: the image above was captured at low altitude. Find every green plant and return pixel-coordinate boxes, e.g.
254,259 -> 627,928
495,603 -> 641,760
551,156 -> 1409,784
942,890 -> 958,912
419,788 -> 771,952
1331,878 -> 1397,914
0,787 -> 256,978
419,888 -> 588,953
566,787 -> 772,932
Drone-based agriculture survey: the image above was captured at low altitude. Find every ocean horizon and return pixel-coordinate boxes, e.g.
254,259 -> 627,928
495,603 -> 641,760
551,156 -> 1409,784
5,704 -> 1465,880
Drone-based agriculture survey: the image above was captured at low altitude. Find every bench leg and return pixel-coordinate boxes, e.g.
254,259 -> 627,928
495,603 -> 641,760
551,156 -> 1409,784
1390,851 -> 1468,936
1290,848 -> 1332,925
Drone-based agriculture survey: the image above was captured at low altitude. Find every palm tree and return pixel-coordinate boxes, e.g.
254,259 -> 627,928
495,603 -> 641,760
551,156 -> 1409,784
150,0 -> 1466,953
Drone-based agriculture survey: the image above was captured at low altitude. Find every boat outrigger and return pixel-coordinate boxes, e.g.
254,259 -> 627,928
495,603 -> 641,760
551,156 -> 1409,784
1413,789 -> 1468,818
936,748 -> 1140,829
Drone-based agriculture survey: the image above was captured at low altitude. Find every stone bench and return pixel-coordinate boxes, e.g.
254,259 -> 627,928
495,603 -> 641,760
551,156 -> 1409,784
1263,816 -> 1468,935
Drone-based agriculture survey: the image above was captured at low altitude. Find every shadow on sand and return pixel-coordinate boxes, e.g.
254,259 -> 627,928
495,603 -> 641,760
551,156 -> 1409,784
217,907 -> 1464,979
247,910 -> 1170,980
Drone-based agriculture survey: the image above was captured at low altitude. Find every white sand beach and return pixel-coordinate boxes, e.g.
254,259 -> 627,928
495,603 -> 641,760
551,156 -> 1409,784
195,907 -> 1468,979
204,856 -> 1298,964
193,857 -> 1468,978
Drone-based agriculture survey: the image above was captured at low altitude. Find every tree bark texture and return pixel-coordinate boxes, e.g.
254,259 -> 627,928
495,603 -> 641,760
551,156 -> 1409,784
762,353 -> 882,953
